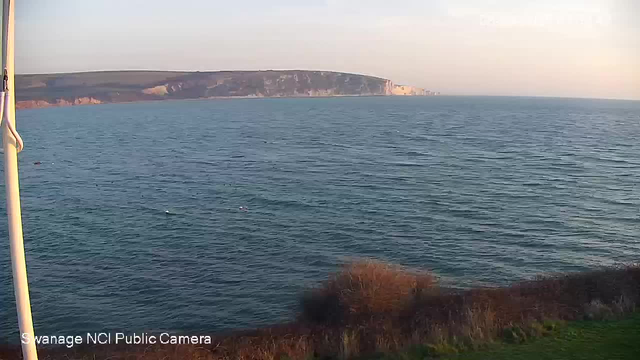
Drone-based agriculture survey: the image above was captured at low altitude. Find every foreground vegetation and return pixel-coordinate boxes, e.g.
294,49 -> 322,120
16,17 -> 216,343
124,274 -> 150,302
377,312 -> 640,360
1,261 -> 639,360
454,313 -> 640,360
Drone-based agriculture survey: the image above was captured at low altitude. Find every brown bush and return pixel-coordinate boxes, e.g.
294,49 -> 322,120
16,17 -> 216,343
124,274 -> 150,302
300,260 -> 437,323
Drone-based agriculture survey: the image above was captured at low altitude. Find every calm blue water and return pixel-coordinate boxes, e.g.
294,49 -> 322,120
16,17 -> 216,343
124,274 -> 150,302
1,96 -> 639,340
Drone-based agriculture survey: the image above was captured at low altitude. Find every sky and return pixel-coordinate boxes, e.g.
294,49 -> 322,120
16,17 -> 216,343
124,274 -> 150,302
13,0 -> 640,100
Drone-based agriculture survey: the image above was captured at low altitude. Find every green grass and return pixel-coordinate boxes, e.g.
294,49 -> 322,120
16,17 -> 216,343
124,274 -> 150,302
374,313 -> 640,360
449,313 -> 640,360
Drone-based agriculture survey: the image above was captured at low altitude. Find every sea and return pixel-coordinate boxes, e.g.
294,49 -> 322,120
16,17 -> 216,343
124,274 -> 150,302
1,96 -> 639,341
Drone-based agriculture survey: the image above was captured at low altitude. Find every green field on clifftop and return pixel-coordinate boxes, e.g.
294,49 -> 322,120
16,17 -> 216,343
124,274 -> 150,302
376,313 -> 640,360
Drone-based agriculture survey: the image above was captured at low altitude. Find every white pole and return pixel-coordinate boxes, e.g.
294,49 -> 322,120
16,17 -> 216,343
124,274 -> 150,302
2,0 -> 38,359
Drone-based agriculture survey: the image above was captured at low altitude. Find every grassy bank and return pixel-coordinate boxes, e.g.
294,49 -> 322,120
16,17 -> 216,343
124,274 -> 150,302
1,261 -> 639,360
375,312 -> 640,360
451,313 -> 640,360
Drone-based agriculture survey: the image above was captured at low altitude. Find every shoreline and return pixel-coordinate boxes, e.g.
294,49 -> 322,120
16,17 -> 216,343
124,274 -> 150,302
16,93 -> 439,111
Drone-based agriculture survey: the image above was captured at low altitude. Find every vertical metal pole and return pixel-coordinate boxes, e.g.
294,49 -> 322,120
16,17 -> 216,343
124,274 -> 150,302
2,0 -> 38,359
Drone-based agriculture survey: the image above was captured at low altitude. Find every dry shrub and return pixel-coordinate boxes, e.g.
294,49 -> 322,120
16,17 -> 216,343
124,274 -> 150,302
613,294 -> 636,314
512,265 -> 640,320
340,329 -> 360,359
207,327 -> 315,360
583,299 -> 614,320
0,344 -> 218,360
301,260 -> 437,323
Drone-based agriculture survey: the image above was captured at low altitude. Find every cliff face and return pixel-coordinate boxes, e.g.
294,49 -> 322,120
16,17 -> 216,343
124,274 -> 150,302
15,70 -> 432,109
391,84 -> 426,96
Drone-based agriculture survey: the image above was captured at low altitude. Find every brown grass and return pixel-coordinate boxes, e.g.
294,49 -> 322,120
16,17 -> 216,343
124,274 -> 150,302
1,260 -> 639,360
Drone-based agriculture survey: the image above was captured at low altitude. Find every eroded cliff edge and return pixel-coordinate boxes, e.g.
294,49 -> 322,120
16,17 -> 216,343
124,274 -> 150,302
16,70 -> 438,109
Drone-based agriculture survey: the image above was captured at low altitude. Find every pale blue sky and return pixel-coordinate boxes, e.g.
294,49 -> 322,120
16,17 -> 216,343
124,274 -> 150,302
14,0 -> 640,99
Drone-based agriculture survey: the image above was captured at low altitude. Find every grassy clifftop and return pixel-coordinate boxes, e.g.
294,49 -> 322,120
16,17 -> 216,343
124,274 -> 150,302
15,70 -> 393,109
445,313 -> 640,360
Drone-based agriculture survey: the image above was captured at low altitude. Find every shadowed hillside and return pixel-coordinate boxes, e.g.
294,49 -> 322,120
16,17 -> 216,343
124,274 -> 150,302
14,70 -> 431,109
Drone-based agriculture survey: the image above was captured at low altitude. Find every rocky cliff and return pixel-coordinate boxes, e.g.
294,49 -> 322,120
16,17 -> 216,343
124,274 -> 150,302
15,70 -> 434,109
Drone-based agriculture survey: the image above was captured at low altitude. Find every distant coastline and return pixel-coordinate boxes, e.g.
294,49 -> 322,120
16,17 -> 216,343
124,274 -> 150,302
15,93 -> 417,111
15,70 -> 439,110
